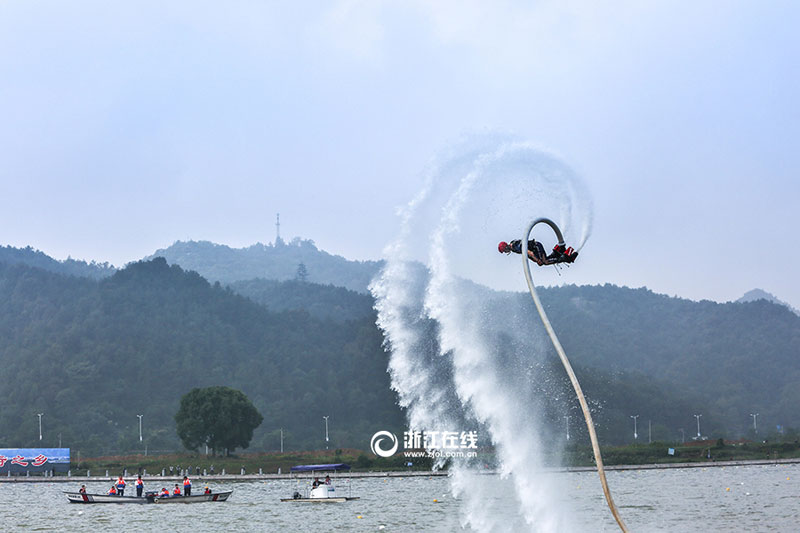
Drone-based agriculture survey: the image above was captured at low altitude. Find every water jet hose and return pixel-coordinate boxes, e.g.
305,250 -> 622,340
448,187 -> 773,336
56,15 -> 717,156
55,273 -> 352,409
522,218 -> 629,533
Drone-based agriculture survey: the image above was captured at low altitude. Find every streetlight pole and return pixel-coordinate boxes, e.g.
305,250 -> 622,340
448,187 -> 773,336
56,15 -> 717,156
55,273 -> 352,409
37,413 -> 43,441
137,414 -> 143,442
750,413 -> 758,435
323,416 -> 329,450
565,415 -> 570,441
648,420 -> 651,444
630,415 -> 639,441
694,414 -> 702,439
280,428 -> 284,453
679,428 -> 685,443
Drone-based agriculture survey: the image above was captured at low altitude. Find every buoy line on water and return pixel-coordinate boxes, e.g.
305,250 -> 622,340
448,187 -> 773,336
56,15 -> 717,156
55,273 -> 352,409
522,217 -> 629,533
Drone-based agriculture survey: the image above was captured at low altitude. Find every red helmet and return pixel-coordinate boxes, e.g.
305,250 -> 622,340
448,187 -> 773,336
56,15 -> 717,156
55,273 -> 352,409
498,241 -> 509,253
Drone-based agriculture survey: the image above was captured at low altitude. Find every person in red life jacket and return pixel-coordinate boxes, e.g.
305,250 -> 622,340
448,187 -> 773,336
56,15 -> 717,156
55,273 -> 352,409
183,475 -> 192,496
79,485 -> 87,494
108,485 -> 117,495
159,487 -> 170,497
173,484 -> 181,496
497,239 -> 578,266
135,475 -> 144,497
204,486 -> 211,494
116,475 -> 126,496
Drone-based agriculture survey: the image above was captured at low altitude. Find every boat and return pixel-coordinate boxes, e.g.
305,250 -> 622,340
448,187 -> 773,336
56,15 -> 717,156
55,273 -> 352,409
151,490 -> 233,504
65,490 -> 233,504
65,492 -> 149,504
280,463 -> 360,503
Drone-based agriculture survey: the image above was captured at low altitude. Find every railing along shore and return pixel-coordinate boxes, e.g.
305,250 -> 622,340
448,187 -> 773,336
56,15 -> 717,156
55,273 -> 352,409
4,457 -> 800,483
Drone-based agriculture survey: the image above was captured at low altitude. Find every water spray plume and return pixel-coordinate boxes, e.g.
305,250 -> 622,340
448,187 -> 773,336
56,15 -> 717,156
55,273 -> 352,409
522,217 -> 628,533
372,133 -> 596,531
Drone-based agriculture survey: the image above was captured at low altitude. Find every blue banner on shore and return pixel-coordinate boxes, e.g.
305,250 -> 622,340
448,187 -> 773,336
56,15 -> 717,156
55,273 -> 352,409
0,448 -> 70,473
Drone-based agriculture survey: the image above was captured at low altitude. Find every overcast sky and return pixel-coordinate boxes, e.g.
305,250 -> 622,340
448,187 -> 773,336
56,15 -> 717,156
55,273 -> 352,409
1,1 -> 798,308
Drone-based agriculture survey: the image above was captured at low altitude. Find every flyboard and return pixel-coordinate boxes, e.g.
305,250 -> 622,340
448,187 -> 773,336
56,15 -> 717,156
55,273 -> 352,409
520,218 -> 629,533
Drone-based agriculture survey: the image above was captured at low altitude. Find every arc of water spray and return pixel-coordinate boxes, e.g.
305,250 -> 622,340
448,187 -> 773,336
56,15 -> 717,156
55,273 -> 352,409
522,218 -> 629,533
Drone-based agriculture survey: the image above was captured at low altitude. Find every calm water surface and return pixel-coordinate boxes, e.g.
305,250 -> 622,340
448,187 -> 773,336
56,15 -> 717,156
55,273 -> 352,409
1,464 -> 798,532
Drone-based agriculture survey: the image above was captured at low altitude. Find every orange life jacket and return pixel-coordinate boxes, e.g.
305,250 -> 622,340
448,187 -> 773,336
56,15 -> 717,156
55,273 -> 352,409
173,487 -> 181,495
108,487 -> 117,495
183,478 -> 191,487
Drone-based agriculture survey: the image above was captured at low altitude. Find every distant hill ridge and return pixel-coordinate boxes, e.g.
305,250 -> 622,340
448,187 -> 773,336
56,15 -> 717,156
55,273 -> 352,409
0,244 -> 115,279
738,288 -> 799,316
146,239 -> 382,293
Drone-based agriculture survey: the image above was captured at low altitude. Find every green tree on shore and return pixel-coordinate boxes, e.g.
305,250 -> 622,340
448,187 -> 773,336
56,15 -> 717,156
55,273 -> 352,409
175,386 -> 264,455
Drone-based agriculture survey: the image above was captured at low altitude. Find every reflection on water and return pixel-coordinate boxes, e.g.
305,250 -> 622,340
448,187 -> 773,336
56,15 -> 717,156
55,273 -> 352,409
1,464 -> 798,532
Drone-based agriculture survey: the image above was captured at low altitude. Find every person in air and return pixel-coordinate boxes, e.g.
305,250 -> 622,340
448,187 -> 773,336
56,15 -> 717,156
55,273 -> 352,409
498,239 -> 578,265
79,485 -> 87,495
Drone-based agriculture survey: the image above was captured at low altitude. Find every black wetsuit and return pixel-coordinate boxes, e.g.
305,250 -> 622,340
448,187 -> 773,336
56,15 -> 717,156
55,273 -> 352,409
509,239 -> 547,262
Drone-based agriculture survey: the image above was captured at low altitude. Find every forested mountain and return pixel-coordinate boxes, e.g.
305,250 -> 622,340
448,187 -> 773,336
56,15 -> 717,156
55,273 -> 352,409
1,248 -> 798,457
534,284 -> 800,437
146,239 -> 382,293
228,279 -> 374,322
0,245 -> 115,279
0,259 -> 402,455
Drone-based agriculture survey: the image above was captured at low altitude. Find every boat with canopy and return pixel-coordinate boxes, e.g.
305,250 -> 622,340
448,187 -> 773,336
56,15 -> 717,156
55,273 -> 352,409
280,463 -> 359,503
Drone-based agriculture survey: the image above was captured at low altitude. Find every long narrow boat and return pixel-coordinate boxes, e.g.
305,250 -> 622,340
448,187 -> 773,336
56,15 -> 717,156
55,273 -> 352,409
151,490 -> 233,504
65,490 -> 233,504
65,492 -> 149,504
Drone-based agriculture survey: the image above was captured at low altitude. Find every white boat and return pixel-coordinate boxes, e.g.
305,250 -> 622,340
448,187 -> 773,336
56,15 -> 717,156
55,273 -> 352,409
280,463 -> 359,503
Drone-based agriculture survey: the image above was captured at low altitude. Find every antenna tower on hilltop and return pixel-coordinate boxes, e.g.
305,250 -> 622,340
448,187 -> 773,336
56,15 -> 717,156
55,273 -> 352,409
275,213 -> 283,245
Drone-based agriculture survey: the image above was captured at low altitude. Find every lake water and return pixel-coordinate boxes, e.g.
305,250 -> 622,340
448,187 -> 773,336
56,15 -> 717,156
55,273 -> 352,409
1,463 -> 798,532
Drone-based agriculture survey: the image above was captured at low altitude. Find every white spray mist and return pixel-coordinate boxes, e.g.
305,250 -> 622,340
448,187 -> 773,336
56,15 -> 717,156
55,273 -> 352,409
371,133 -> 593,532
